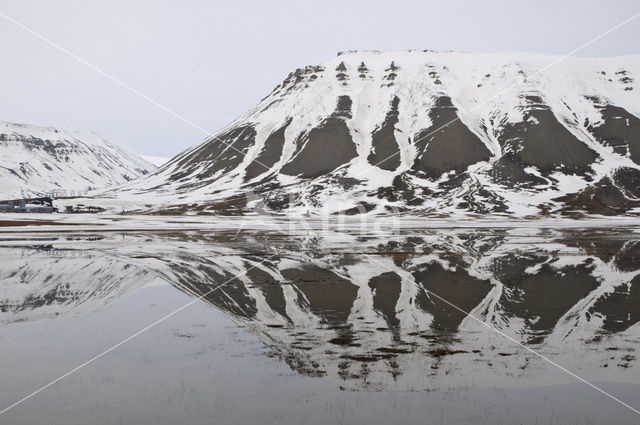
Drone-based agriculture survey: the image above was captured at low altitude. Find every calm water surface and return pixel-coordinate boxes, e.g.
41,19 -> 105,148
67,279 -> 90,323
0,227 -> 639,424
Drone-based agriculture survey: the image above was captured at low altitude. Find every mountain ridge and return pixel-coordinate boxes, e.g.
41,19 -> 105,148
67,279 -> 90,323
87,50 -> 640,216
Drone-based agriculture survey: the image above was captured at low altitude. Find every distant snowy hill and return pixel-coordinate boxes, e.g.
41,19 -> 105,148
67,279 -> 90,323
0,121 -> 155,200
141,155 -> 170,167
102,50 -> 640,216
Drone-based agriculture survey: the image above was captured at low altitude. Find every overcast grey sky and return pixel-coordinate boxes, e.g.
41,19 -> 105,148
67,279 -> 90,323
1,0 -> 639,158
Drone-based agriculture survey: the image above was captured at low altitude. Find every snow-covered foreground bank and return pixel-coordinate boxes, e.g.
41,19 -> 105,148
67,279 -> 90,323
1,212 -> 640,234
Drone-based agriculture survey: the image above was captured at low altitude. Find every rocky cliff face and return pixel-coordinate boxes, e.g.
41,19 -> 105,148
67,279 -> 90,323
116,50 -> 640,216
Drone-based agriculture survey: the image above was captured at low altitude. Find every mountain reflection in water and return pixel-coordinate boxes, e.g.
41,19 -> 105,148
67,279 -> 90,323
1,227 -> 639,391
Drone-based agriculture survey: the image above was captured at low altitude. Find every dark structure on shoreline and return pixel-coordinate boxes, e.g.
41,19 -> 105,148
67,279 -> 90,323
0,198 -> 55,213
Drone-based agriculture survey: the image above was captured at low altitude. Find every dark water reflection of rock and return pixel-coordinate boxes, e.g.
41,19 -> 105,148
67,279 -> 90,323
1,227 -> 639,391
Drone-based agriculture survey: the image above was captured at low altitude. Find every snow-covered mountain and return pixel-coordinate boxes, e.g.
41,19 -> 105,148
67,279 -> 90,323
106,50 -> 640,216
0,121 -> 155,200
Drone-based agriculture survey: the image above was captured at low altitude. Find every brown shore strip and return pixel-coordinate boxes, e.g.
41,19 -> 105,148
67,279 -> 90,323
0,220 -> 87,227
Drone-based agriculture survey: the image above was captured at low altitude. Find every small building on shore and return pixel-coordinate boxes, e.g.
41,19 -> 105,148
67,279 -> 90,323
0,199 -> 55,213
